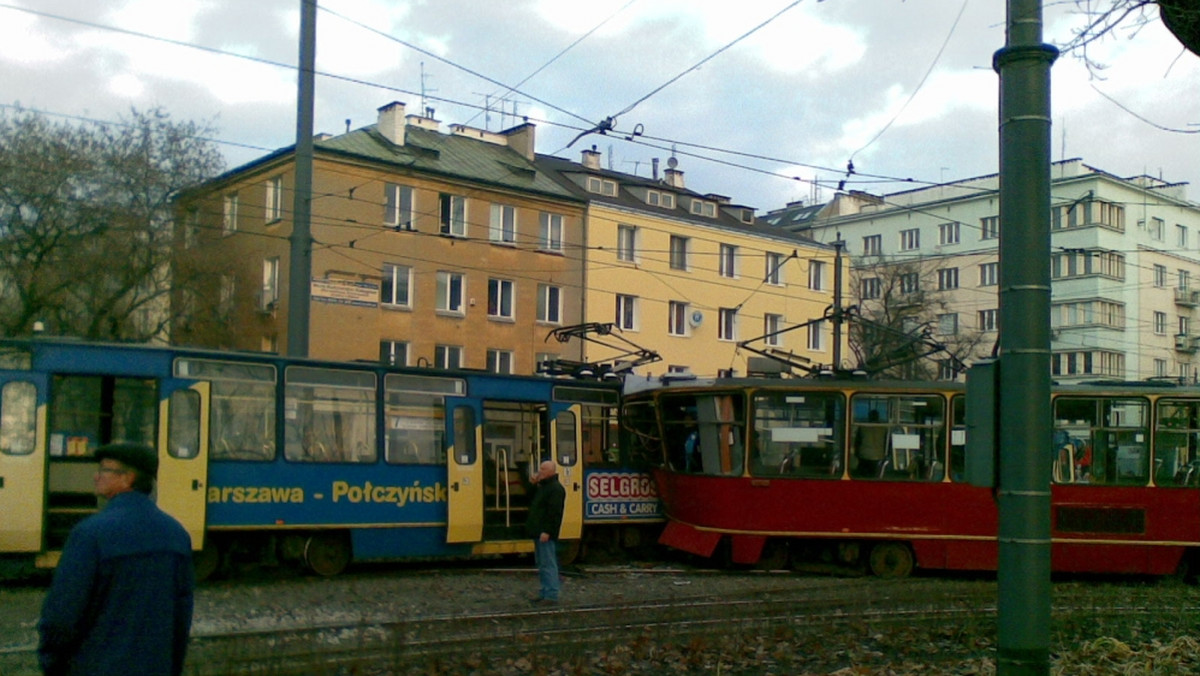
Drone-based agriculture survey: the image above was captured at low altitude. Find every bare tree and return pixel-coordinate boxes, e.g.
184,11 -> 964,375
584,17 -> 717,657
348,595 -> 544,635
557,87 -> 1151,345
0,108 -> 225,341
1062,1 -> 1200,75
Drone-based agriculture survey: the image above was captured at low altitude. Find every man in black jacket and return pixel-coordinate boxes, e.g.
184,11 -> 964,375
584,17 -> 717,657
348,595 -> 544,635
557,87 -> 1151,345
525,460 -> 565,604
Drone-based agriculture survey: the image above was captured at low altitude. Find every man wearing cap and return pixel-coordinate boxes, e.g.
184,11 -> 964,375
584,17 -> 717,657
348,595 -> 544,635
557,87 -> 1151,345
38,443 -> 195,676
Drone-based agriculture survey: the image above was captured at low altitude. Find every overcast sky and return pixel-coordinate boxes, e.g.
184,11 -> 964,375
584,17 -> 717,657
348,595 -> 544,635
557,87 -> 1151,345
2,0 -> 1197,211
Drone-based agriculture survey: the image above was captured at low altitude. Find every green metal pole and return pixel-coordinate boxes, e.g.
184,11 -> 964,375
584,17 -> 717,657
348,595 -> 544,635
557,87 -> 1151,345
994,1 -> 1057,673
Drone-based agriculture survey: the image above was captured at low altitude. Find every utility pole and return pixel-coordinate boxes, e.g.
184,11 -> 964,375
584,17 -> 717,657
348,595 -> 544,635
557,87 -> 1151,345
994,1 -> 1056,673
832,238 -> 845,370
287,0 -> 316,357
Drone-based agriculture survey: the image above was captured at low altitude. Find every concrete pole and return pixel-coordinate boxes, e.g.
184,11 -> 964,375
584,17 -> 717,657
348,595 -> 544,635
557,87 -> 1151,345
287,0 -> 316,357
832,238 -> 845,370
994,1 -> 1057,673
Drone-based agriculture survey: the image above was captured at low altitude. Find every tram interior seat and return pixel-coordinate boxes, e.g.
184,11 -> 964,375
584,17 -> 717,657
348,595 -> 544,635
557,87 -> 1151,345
926,459 -> 945,481
1054,445 -> 1076,483
1178,461 -> 1200,486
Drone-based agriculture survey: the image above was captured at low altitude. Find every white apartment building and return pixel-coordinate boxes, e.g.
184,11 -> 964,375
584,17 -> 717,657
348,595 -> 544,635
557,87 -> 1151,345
772,159 -> 1200,382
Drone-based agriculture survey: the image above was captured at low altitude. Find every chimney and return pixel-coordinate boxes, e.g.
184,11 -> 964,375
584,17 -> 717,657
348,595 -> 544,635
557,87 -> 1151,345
664,166 -> 685,189
376,101 -> 407,146
581,146 -> 602,170
652,158 -> 660,181
502,122 -> 536,161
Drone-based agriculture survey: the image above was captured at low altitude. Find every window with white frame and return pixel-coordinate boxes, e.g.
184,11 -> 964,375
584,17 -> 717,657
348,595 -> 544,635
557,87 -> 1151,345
719,244 -> 738,278
861,277 -> 882,300
765,251 -> 784,285
539,212 -> 563,251
980,216 -> 999,240
436,271 -> 464,313
489,204 -> 517,244
690,199 -> 716,217
807,319 -> 825,351
381,263 -> 411,307
937,313 -> 958,335
900,272 -> 919,294
937,360 -> 957,381
265,175 -> 283,222
863,234 -> 882,256
219,274 -> 235,316
808,259 -> 825,290
647,190 -> 675,209
536,284 -> 561,324
670,235 -> 690,270
1154,311 -> 1167,335
979,262 -> 998,286
1181,315 -> 1191,336
668,301 -> 688,336
615,294 -> 638,330
1150,217 -> 1165,240
439,193 -> 466,236
1154,264 -> 1167,287
1181,363 -> 1192,383
385,183 -> 415,230
223,192 -> 239,235
261,257 -> 279,310
1181,269 -> 1192,291
978,308 -> 997,331
434,345 -> 462,369
1178,224 -> 1188,248
718,307 -> 738,341
764,313 -> 783,346
617,225 -> 637,262
939,222 -> 960,245
487,278 -> 514,319
900,228 -> 920,251
937,267 -> 959,290
586,176 -> 618,196
1154,358 -> 1167,378
486,349 -> 514,374
380,340 -> 408,366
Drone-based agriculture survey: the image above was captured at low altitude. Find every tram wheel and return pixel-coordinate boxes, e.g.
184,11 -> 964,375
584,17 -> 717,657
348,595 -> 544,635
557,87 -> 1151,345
868,542 -> 914,579
194,540 -> 222,582
756,541 -> 789,571
303,532 -> 352,576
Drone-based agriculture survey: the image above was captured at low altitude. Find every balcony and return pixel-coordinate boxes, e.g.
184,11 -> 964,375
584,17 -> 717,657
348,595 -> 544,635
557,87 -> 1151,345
1174,333 -> 1198,353
1174,287 -> 1199,307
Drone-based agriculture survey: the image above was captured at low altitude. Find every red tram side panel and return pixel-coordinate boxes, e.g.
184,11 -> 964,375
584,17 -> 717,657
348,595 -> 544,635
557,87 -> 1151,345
626,377 -> 1200,578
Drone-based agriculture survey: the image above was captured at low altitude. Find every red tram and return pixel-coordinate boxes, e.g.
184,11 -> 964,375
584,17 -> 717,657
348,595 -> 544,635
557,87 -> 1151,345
622,375 -> 1200,578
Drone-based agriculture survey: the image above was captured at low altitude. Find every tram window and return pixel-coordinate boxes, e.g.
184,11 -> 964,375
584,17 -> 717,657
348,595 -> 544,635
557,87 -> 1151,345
556,410 -> 578,466
1053,397 -> 1149,486
751,391 -> 843,478
49,376 -> 156,456
679,393 -> 745,477
621,401 -> 662,469
0,381 -> 37,455
453,406 -> 477,464
949,395 -> 966,481
850,394 -> 945,482
284,366 -> 377,463
187,360 -> 278,462
168,389 -> 201,459
1156,400 -> 1200,487
384,391 -> 445,465
580,404 -> 619,467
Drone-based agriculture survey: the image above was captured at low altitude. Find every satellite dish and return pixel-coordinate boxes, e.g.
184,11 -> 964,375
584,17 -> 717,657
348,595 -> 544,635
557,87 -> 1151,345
666,157 -> 678,169
688,310 -> 704,328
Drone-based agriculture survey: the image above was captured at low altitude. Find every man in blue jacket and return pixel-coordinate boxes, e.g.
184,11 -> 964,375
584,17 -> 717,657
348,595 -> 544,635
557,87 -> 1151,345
38,443 -> 195,676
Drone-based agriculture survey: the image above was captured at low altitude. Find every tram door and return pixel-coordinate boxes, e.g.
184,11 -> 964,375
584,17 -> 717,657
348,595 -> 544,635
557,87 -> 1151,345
481,402 -> 546,540
446,399 -> 483,543
155,380 -> 210,551
551,403 -> 584,541
0,371 -> 48,553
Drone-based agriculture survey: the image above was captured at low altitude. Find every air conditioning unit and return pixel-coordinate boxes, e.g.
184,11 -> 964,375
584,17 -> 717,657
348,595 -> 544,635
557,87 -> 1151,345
1175,334 -> 1194,351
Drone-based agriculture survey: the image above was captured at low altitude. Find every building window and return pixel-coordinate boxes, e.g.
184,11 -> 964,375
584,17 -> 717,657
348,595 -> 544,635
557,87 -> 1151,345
937,313 -> 958,335
937,267 -> 959,290
265,175 -> 283,222
647,190 -> 675,209
1051,249 -> 1126,280
489,204 -> 517,244
764,313 -> 783,347
487,278 -> 514,319
586,176 -> 617,196
719,307 -> 738,341
1181,316 -> 1191,336
1181,363 -> 1192,383
863,234 -> 882,256
1154,264 -> 1167,288
1052,350 -> 1124,377
939,222 -> 960,245
937,361 -> 957,381
1154,311 -> 1167,335
1154,359 -> 1167,377
808,260 -> 825,290
978,308 -> 997,331
486,350 -> 514,374
1150,217 -> 1165,241
861,277 -> 882,300
690,199 -> 716,217
980,216 -> 999,240
807,319 -> 825,351
979,262 -> 998,286
670,235 -> 690,270
617,225 -> 637,262
1177,224 -> 1188,248
439,193 -> 467,237
537,284 -> 561,324
385,183 -> 415,230
1052,300 -> 1125,329
899,228 -> 920,251
720,244 -> 738,278
223,192 -> 239,235
539,212 -> 563,251
900,272 -> 919,294
381,263 -> 411,307
615,294 -> 638,330
1181,270 -> 1192,291
1052,199 -> 1124,231
218,274 -> 235,317
434,345 -> 462,369
261,257 -> 279,310
436,271 -> 464,313
764,252 -> 785,285
380,340 -> 408,366
668,301 -> 688,336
